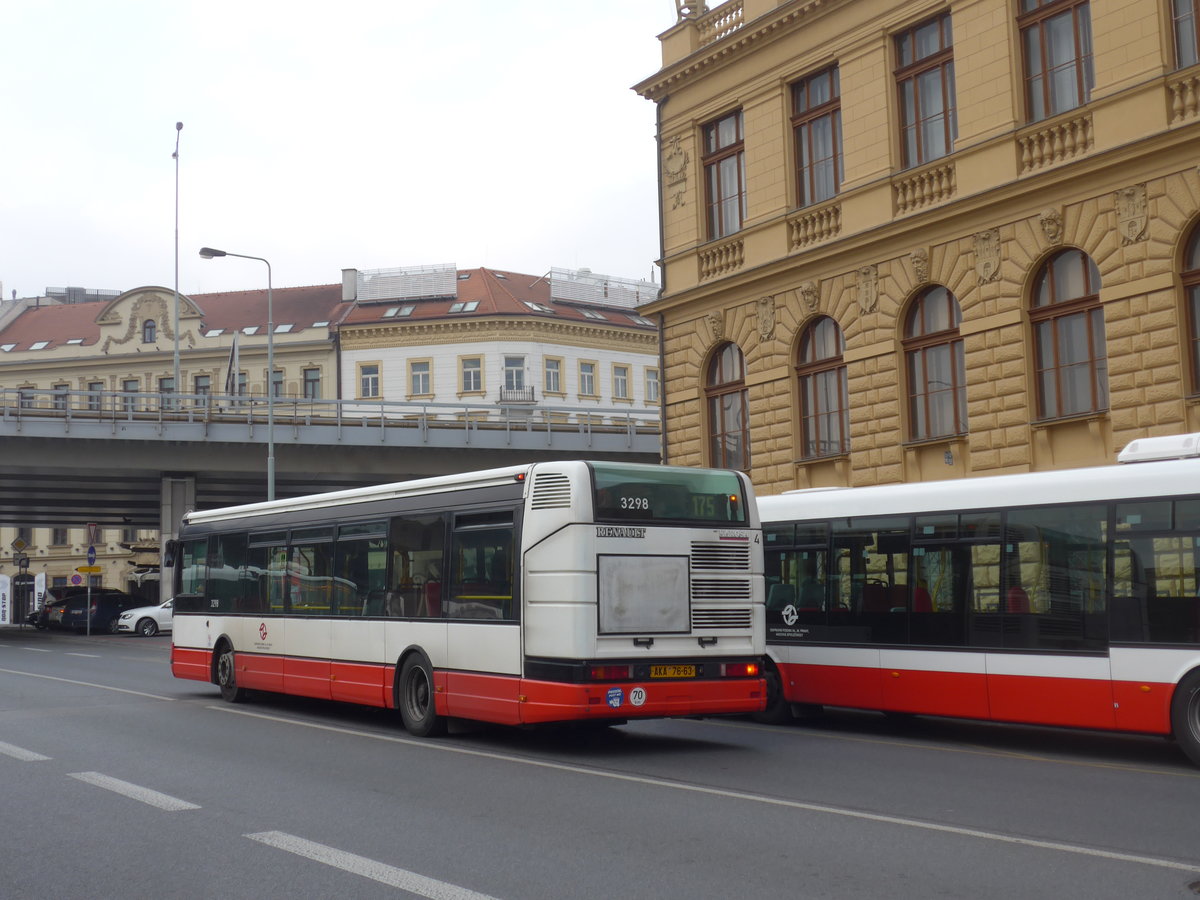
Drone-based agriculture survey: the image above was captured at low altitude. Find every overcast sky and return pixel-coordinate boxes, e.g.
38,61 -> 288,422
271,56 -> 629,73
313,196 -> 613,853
1,1 -> 674,299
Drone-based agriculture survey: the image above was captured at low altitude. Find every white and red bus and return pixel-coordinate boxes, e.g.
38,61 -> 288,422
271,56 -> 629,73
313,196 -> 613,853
757,433 -> 1200,766
169,460 -> 765,735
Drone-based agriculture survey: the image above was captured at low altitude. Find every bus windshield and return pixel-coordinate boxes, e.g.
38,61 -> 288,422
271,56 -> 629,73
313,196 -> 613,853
590,462 -> 747,524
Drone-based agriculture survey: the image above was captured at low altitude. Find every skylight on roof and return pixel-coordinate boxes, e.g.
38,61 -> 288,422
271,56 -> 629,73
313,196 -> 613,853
205,329 -> 225,337
448,301 -> 479,313
581,309 -> 607,320
494,272 -> 507,279
243,326 -> 259,335
457,273 -> 471,281
274,324 -> 294,334
312,321 -> 329,328
383,306 -> 415,318
523,301 -> 555,314
29,341 -> 50,350
627,314 -> 654,326
1,344 -> 15,352
67,338 -> 85,344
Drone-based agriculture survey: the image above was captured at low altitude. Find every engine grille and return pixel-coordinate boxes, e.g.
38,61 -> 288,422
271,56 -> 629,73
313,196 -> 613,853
692,607 -> 754,630
690,541 -> 751,571
530,472 -> 572,509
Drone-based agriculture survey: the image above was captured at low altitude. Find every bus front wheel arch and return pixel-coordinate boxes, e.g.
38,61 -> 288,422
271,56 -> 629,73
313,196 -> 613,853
214,639 -> 247,704
1171,669 -> 1200,767
395,651 -> 446,738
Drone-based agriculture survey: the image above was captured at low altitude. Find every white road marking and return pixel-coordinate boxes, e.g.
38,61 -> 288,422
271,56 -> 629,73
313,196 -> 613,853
0,740 -> 51,761
21,647 -> 51,652
246,831 -> 500,899
0,666 -> 174,700
65,653 -> 101,659
217,705 -> 1200,875
69,772 -> 200,811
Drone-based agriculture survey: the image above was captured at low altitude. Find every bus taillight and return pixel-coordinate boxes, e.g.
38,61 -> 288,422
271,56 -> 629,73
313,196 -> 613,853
590,665 -> 632,681
721,662 -> 759,678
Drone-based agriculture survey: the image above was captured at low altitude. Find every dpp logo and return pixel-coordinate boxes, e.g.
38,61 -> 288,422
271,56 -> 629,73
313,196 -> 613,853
259,622 -> 269,641
605,687 -> 624,709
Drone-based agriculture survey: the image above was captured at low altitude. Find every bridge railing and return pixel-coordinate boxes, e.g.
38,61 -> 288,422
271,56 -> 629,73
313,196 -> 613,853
0,387 -> 662,446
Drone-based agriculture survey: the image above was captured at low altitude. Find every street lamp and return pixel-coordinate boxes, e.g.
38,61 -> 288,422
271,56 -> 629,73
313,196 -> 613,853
199,247 -> 275,501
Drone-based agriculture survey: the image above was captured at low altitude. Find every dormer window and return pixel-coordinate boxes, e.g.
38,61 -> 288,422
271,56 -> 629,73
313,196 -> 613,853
524,301 -> 555,314
142,319 -> 157,343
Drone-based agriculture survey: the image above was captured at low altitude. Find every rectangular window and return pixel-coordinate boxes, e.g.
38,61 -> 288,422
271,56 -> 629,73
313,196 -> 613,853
447,513 -> 516,620
389,513 -> 448,618
895,14 -> 956,167
544,358 -> 562,394
193,375 -> 211,407
409,360 -> 431,396
237,373 -> 248,397
503,356 -> 525,391
579,361 -> 596,397
645,368 -> 660,404
270,370 -> 283,398
158,377 -> 176,411
1174,0 -> 1199,69
613,364 -> 630,400
461,357 -> 482,393
358,363 -> 380,399
52,383 -> 69,411
702,110 -> 746,239
122,378 -> 139,413
51,528 -> 68,546
792,66 -> 843,206
16,526 -> 32,545
303,368 -> 321,400
1020,0 -> 1094,122
87,380 -> 104,412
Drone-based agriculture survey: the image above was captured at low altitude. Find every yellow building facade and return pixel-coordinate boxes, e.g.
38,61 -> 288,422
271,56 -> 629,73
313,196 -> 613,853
637,0 -> 1200,492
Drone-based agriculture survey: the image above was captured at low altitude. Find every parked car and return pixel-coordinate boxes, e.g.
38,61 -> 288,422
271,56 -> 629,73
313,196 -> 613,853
55,592 -> 148,634
116,598 -> 173,637
37,587 -> 126,630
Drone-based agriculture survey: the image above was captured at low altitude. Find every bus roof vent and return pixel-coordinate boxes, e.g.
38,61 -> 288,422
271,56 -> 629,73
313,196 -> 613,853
530,472 -> 572,509
1118,432 -> 1200,464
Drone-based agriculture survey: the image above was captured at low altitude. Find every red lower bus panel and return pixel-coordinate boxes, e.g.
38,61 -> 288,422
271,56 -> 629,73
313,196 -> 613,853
1111,680 -> 1172,735
330,661 -> 389,708
238,653 -> 284,693
987,673 -> 1116,730
516,677 -> 765,725
880,667 -> 990,720
784,663 -> 882,710
171,645 -> 212,683
444,671 -> 523,725
283,657 -> 332,701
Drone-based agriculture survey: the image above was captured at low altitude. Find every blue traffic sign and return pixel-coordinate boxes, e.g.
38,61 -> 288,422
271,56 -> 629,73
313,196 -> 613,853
87,545 -> 96,566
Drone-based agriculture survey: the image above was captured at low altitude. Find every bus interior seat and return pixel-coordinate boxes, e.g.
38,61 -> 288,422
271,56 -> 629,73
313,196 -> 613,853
767,582 -> 796,611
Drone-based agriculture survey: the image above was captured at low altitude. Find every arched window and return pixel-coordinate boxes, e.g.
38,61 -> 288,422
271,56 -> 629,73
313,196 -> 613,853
706,342 -> 749,470
1182,224 -> 1200,394
904,286 -> 967,440
142,319 -> 157,343
796,317 -> 849,458
1030,248 -> 1107,419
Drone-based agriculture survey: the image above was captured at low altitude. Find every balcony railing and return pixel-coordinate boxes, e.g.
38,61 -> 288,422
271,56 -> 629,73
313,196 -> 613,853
498,386 -> 535,404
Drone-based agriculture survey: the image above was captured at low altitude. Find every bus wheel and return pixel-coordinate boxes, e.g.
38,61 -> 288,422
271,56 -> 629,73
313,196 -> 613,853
398,655 -> 446,737
216,644 -> 247,704
753,663 -> 794,725
1171,670 -> 1200,767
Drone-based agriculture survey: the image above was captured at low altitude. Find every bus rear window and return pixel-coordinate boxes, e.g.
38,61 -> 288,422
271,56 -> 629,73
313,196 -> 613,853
590,462 -> 747,524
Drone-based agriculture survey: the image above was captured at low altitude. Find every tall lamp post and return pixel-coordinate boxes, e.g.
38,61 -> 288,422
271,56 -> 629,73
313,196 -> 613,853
199,247 -> 275,501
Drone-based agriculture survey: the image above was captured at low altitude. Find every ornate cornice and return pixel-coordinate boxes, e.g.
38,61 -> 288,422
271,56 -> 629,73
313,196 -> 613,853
339,317 -> 657,355
634,0 -> 837,100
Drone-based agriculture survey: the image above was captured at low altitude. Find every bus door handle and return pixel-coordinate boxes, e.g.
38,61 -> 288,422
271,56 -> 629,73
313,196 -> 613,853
633,637 -> 654,648
697,636 -> 718,647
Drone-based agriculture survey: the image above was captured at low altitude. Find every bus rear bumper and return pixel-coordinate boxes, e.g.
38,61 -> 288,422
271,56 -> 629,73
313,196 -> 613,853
516,676 -> 767,725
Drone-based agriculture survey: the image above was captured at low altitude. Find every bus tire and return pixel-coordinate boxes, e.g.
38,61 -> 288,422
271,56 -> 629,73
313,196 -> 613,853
1171,669 -> 1200,767
753,662 -> 794,725
216,643 -> 247,704
398,654 -> 445,737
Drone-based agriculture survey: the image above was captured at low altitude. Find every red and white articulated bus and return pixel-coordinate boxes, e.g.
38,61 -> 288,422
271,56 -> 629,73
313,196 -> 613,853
169,460 -> 765,735
757,433 -> 1200,766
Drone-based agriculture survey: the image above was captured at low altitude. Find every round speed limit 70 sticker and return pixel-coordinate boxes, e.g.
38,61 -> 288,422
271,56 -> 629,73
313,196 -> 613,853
629,686 -> 647,707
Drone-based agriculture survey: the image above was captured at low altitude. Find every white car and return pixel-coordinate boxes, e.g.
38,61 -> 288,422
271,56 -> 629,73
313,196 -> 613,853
116,598 -> 174,637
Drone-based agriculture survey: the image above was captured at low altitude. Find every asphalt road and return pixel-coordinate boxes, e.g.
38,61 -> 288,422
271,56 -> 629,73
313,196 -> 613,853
2,626 -> 1200,899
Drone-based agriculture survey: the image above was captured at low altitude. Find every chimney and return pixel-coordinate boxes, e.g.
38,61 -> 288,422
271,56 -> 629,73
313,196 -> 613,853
341,269 -> 358,303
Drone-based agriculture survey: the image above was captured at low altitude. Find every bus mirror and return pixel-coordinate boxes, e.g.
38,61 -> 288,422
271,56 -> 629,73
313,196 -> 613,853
163,540 -> 180,568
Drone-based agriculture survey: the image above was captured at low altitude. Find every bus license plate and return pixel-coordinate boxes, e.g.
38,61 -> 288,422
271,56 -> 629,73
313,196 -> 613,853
650,665 -> 696,679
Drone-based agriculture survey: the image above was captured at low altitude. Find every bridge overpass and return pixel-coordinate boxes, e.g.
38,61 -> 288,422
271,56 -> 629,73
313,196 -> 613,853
0,388 -> 662,538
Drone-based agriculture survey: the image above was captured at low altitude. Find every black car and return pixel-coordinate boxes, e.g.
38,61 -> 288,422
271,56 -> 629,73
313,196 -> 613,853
47,589 -> 147,634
